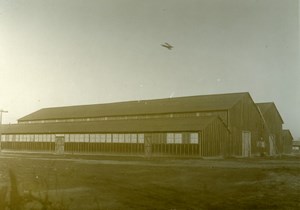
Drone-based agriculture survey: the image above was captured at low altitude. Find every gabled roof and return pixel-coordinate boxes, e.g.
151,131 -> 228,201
18,92 -> 249,122
3,116 -> 227,134
256,102 -> 284,123
282,129 -> 293,140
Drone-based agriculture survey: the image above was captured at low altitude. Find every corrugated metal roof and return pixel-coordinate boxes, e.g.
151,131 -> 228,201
2,116 -> 226,134
18,92 -> 248,122
256,102 -> 284,123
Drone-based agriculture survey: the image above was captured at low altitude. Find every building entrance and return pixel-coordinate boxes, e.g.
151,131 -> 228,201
55,135 -> 65,154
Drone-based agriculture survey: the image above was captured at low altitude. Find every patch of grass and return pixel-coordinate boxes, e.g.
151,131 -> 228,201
0,154 -> 299,209
0,169 -> 71,210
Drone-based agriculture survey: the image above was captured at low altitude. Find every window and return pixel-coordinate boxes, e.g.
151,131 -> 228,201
79,134 -> 85,142
167,133 -> 182,144
65,134 -> 70,142
84,134 -> 89,142
190,133 -> 199,144
70,134 -> 75,142
131,134 -> 137,143
95,134 -> 100,142
113,134 -> 118,143
51,135 -> 56,142
167,133 -> 174,144
74,134 -> 80,142
90,134 -> 96,143
30,135 -> 34,142
99,134 -> 105,142
34,135 -> 39,142
119,134 -> 125,143
138,134 -> 144,143
8,135 -> 13,142
174,133 -> 182,144
39,135 -> 43,142
125,134 -> 131,143
106,134 -> 112,143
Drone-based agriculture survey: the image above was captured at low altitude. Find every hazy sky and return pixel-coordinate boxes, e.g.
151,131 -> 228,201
0,0 -> 299,138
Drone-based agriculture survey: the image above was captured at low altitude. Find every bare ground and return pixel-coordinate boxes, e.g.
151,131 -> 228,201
0,152 -> 299,210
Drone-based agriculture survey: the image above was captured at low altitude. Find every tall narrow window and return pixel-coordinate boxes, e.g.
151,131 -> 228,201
106,134 -> 112,143
113,134 -> 118,143
90,134 -> 96,143
138,134 -> 144,143
79,134 -> 85,142
125,134 -> 131,143
69,134 -> 75,142
100,134 -> 106,142
167,133 -> 174,144
51,135 -> 56,142
119,134 -> 125,143
131,134 -> 137,143
30,135 -> 34,142
74,134 -> 80,142
84,134 -> 89,142
95,134 -> 101,142
63,134 -> 68,142
34,135 -> 39,142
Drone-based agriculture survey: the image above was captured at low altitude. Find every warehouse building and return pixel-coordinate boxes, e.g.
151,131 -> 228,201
0,92 -> 266,157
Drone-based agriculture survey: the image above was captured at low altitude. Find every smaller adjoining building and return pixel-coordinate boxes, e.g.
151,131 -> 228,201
282,130 -> 293,154
256,102 -> 284,156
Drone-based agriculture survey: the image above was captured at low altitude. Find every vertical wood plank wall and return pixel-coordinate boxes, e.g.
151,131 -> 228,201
229,96 -> 264,156
200,119 -> 229,157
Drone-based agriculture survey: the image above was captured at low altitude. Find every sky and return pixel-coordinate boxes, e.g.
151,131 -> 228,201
0,0 -> 299,138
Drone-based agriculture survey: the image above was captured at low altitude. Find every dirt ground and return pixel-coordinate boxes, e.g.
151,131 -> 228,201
0,152 -> 299,210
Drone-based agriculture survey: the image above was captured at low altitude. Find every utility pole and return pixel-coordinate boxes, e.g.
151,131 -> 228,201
0,110 -> 8,151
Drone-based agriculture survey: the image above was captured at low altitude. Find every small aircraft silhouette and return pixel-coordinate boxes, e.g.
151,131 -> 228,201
161,42 -> 173,50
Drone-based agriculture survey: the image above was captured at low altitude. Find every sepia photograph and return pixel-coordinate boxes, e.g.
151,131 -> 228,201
0,0 -> 299,209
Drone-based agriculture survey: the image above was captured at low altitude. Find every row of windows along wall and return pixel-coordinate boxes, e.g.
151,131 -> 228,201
1,133 -> 199,144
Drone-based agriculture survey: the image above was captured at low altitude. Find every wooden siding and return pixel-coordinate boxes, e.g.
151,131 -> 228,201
146,132 -> 200,156
228,95 -> 264,156
261,107 -> 283,154
0,142 -> 55,151
200,118 -> 229,157
282,130 -> 293,154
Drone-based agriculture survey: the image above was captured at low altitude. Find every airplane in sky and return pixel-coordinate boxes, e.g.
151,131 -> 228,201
161,42 -> 173,50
